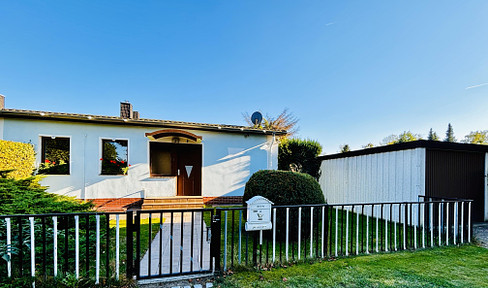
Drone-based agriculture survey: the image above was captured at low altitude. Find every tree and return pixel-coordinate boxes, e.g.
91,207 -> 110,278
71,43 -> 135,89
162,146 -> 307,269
278,138 -> 322,180
381,134 -> 399,145
340,144 -> 350,153
243,109 -> 298,139
362,143 -> 374,149
381,131 -> 421,145
463,130 -> 488,144
103,142 -> 118,160
427,128 -> 440,141
444,123 -> 456,142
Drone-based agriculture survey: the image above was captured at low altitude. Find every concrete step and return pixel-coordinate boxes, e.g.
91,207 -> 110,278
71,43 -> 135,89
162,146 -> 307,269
142,197 -> 204,210
143,197 -> 203,204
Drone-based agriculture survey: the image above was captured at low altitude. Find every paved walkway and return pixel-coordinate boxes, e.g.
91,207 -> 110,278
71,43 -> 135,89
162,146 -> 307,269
140,212 -> 211,278
473,222 -> 488,248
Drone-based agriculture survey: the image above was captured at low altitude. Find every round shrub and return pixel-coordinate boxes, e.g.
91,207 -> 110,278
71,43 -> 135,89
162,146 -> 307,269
243,170 -> 325,242
243,170 -> 325,206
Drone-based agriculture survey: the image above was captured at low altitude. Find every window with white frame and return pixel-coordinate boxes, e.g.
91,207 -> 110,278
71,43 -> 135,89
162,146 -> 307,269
38,136 -> 70,175
100,139 -> 128,175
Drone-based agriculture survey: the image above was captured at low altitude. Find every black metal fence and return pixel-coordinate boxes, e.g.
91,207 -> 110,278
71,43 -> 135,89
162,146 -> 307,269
131,209 -> 215,280
0,198 -> 474,283
0,211 -> 126,284
210,198 -> 473,271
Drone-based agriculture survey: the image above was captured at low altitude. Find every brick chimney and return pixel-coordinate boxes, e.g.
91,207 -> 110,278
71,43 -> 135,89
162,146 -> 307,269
0,94 -> 4,110
120,101 -> 133,119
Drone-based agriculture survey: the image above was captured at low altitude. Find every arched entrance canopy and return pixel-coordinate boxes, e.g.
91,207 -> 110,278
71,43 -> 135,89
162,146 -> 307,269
145,129 -> 202,144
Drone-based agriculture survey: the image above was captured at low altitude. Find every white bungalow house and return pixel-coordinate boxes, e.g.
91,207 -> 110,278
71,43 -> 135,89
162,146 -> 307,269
0,95 -> 284,211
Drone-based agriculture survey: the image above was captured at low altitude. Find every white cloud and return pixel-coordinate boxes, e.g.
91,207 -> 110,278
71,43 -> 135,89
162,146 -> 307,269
465,82 -> 488,90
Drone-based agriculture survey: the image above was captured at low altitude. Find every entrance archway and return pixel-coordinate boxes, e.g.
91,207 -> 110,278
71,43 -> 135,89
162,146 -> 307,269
146,129 -> 202,196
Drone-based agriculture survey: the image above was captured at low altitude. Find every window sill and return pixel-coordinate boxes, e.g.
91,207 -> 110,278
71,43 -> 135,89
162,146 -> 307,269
99,174 -> 127,177
39,174 -> 70,176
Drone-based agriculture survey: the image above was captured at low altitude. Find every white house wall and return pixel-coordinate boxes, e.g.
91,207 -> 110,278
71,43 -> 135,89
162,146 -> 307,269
2,118 -> 276,199
319,148 -> 426,205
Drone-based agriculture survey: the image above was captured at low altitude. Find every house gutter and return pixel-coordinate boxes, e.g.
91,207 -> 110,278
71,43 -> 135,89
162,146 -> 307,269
0,110 -> 287,136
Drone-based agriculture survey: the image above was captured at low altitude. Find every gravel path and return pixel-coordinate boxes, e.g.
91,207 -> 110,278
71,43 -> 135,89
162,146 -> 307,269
473,222 -> 488,248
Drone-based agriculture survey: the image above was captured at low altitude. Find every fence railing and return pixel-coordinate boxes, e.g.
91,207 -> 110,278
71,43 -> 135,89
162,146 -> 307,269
0,211 -> 127,284
0,198 -> 474,283
212,199 -> 473,271
132,209 -> 215,280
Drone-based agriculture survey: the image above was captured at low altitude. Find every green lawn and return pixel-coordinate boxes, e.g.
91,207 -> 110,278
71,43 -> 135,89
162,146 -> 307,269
218,207 -> 425,269
215,245 -> 488,288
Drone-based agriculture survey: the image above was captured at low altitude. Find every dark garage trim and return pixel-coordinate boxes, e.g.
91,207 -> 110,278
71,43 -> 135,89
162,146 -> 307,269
318,140 -> 488,160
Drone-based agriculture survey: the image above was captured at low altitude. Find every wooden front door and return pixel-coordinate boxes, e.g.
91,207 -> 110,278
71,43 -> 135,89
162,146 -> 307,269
149,142 -> 202,196
176,144 -> 202,196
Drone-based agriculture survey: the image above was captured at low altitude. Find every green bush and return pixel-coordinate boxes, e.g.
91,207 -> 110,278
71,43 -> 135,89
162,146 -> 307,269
243,170 -> 325,206
278,138 -> 322,180
243,170 -> 325,241
0,140 -> 35,179
0,175 -> 93,214
0,274 -> 136,288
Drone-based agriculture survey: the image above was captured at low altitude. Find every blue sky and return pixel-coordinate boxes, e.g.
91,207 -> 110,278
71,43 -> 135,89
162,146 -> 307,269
1,1 -> 488,154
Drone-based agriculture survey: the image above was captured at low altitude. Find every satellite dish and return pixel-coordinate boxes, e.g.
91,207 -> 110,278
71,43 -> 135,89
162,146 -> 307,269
251,111 -> 263,126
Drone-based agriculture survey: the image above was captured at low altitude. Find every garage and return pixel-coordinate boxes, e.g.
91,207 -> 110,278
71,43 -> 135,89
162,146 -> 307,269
318,140 -> 488,222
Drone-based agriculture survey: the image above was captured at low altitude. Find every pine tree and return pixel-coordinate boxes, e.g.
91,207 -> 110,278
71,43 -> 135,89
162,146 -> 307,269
444,123 -> 456,142
428,128 -> 439,141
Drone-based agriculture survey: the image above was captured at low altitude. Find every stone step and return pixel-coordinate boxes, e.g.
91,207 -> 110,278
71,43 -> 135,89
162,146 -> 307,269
141,197 -> 204,210
141,203 -> 204,210
143,197 -> 204,204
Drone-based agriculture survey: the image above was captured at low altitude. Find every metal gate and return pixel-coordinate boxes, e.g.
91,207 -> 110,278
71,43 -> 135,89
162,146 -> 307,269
127,208 -> 215,280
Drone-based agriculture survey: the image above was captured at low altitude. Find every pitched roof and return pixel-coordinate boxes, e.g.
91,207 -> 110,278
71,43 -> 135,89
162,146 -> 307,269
318,140 -> 488,160
0,108 -> 287,136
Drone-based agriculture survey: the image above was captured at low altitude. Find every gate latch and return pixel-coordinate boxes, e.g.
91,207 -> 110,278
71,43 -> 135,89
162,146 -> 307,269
207,227 -> 211,243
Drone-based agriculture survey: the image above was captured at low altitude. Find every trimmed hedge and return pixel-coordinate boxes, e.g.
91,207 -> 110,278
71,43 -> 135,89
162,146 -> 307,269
0,140 -> 35,179
243,170 -> 325,241
243,170 -> 325,205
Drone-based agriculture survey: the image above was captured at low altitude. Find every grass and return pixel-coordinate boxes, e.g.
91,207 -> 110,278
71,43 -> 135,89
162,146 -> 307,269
109,216 -> 160,276
218,207 -> 427,269
0,214 -> 161,283
216,245 -> 488,287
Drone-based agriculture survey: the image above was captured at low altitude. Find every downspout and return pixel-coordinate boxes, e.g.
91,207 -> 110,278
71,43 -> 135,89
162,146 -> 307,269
269,132 -> 276,169
82,133 -> 87,201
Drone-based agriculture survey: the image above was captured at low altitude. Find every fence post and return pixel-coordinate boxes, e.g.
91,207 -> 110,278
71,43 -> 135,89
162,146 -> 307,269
211,209 -> 222,272
126,211 -> 134,278
135,212 -> 141,279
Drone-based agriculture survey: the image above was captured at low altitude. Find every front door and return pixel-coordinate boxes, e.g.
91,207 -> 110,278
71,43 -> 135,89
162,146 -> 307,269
176,144 -> 202,196
149,142 -> 202,196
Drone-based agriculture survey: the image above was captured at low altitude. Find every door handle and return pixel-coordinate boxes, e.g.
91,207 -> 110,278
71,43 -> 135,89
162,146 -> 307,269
178,169 -> 180,176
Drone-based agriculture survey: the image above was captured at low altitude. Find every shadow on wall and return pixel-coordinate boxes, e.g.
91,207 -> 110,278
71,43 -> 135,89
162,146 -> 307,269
203,142 -> 270,196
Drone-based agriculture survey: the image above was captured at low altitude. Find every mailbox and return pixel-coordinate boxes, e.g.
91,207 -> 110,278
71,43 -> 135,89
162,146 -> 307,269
245,196 -> 273,231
